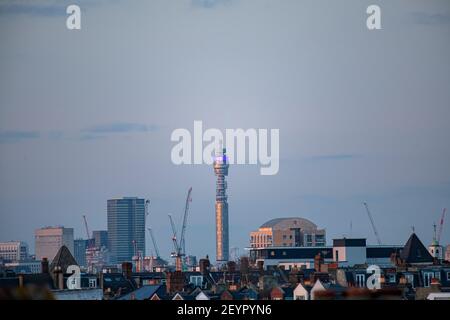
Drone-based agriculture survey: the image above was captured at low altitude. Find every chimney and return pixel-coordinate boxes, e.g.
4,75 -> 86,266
99,272 -> 104,289
53,266 -> 64,290
41,258 -> 49,274
166,271 -> 185,294
227,261 -> 236,273
240,256 -> 249,274
18,274 -> 24,287
314,253 -> 324,272
58,271 -> 64,290
122,262 -> 133,280
430,278 -> 441,292
199,256 -> 210,275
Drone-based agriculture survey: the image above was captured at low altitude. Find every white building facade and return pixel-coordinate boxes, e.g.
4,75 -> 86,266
0,241 -> 29,261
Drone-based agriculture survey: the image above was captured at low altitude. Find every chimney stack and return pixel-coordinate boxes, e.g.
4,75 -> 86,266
18,274 -> 24,287
41,257 -> 49,274
122,262 -> 133,280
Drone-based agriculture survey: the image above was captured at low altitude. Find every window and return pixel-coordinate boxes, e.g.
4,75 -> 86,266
88,278 -> 97,288
405,274 -> 414,287
423,272 -> 434,287
190,276 -> 203,287
388,274 -> 396,283
447,272 -> 450,281
355,274 -> 365,287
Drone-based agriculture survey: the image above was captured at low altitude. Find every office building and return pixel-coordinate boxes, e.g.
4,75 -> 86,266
74,239 -> 88,267
0,241 -> 29,262
92,230 -> 108,249
250,237 -> 403,270
35,226 -> 74,262
107,197 -> 145,264
4,260 -> 42,274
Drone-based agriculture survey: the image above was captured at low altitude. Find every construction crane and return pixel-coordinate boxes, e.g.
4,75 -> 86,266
144,198 -> 161,259
82,215 -> 91,239
82,214 -> 95,249
437,208 -> 447,244
180,187 -> 193,255
363,202 -> 382,245
147,228 -> 160,258
168,187 -> 193,271
168,214 -> 182,271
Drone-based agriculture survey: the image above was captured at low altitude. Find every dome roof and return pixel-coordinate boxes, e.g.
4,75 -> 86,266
260,217 -> 319,232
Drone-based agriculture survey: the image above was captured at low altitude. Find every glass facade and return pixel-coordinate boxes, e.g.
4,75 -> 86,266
107,197 -> 145,264
93,230 -> 108,249
74,239 -> 87,267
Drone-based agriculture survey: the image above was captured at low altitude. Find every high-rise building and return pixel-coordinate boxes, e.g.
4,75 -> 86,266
92,230 -> 108,249
107,197 -> 145,264
35,226 -> 74,262
214,148 -> 229,263
0,241 -> 29,262
74,238 -> 88,267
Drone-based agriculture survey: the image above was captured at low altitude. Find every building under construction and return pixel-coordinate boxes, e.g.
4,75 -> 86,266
214,148 -> 229,263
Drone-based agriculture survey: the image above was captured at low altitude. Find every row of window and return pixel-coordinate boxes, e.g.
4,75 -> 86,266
352,271 -> 450,288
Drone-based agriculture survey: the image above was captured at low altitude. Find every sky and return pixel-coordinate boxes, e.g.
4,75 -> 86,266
0,0 -> 450,262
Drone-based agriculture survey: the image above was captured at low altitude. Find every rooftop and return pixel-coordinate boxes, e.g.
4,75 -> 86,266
259,217 -> 320,231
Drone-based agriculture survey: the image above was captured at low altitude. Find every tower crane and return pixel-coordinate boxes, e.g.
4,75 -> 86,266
363,202 -> 382,245
437,208 -> 447,244
180,187 -> 193,256
82,214 -> 91,239
82,214 -> 94,249
147,228 -> 161,258
168,214 -> 182,271
168,187 -> 193,271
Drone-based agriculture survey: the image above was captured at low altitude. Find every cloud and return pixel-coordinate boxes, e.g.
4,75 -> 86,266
84,122 -> 158,134
0,0 -> 120,17
411,12 -> 450,25
0,1 -> 68,16
0,130 -> 40,143
79,134 -> 106,141
192,0 -> 234,9
308,154 -> 361,161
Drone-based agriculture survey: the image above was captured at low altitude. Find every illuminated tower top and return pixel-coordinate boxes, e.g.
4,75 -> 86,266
214,148 -> 229,201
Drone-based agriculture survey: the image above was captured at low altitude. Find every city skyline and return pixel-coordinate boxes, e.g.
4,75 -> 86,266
1,0 -> 450,261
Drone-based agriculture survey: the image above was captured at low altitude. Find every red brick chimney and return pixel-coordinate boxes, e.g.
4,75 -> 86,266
314,253 -> 324,272
166,271 -> 185,294
122,262 -> 133,280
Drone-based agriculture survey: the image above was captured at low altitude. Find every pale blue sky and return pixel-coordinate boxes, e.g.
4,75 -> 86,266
1,0 -> 450,261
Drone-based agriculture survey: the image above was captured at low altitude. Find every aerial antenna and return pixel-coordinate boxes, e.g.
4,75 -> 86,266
350,220 -> 353,237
